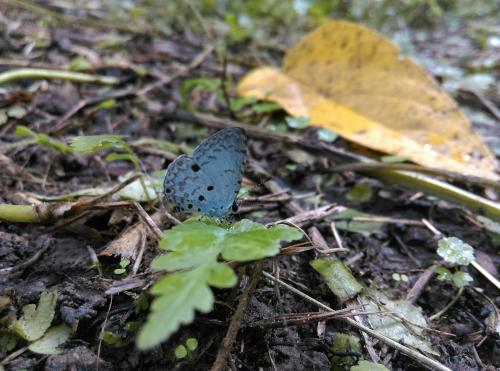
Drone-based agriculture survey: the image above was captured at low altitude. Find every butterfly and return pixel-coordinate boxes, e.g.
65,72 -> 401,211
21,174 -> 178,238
163,127 -> 247,218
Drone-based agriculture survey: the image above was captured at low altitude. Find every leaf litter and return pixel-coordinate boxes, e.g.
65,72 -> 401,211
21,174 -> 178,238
0,2 -> 498,370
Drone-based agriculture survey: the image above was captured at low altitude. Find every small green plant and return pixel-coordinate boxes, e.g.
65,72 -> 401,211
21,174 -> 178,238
285,115 -> 310,129
430,236 -> 476,320
70,134 -> 153,201
137,218 -> 302,349
392,272 -> 409,284
114,258 -> 131,275
175,337 -> 199,360
435,236 -> 475,289
15,125 -> 73,154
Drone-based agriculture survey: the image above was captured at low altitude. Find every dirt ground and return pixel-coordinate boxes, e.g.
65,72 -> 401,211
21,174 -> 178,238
0,2 -> 499,370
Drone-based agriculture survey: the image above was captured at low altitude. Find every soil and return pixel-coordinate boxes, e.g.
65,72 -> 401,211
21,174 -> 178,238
0,2 -> 499,371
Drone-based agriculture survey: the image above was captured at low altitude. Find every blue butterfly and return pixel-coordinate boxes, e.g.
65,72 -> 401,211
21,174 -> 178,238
163,127 -> 247,218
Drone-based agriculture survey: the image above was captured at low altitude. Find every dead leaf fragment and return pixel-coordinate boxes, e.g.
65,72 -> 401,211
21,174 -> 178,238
238,20 -> 498,180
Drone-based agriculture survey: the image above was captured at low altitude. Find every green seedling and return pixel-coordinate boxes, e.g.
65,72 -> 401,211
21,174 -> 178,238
392,272 -> 409,284
114,258 -> 131,275
70,134 -> 153,201
15,125 -> 73,154
175,337 -> 199,360
430,236 -> 476,320
435,236 -> 475,289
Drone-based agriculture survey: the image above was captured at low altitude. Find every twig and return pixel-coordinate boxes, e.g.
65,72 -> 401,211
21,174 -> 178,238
96,295 -> 114,371
406,264 -> 439,304
210,263 -> 263,371
132,201 -> 163,241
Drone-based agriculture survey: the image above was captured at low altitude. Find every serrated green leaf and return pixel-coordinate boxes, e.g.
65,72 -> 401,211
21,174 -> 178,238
222,221 -> 302,261
141,220 -> 301,349
10,291 -> 57,341
70,135 -> 127,155
437,237 -> 475,265
137,264 -> 215,349
28,325 -> 71,354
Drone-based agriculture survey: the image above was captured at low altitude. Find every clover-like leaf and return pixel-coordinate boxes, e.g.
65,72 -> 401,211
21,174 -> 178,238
451,271 -> 473,288
437,237 -> 475,265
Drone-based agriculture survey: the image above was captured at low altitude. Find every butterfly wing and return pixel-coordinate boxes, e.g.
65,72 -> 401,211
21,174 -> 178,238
163,128 -> 247,217
192,128 -> 247,216
163,155 -> 219,215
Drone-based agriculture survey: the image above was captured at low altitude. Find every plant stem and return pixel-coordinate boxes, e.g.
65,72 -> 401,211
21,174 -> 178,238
429,286 -> 465,321
0,204 -> 42,223
0,68 -> 119,85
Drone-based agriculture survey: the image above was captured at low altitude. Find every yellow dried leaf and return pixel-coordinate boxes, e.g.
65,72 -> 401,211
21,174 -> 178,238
238,21 -> 498,180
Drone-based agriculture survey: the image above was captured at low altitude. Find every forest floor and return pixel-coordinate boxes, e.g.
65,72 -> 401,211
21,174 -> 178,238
0,1 -> 499,370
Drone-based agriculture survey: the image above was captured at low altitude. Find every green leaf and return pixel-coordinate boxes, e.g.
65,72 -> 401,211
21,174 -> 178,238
437,237 -> 475,265
317,128 -> 338,143
114,268 -> 126,275
332,209 -> 384,237
175,344 -> 188,359
185,337 -> 198,351
137,264 -> 216,350
331,333 -> 361,371
70,135 -> 127,155
351,360 -> 390,371
436,267 -> 452,281
381,155 -> 409,163
7,105 -> 27,119
451,271 -> 473,288
10,291 -> 57,341
100,330 -> 124,347
346,183 -> 373,203
28,325 -> 71,354
139,219 -> 302,349
68,56 -> 92,71
94,98 -> 117,110
311,258 -> 363,302
285,115 -> 310,129
15,125 -> 36,137
251,102 -> 282,114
